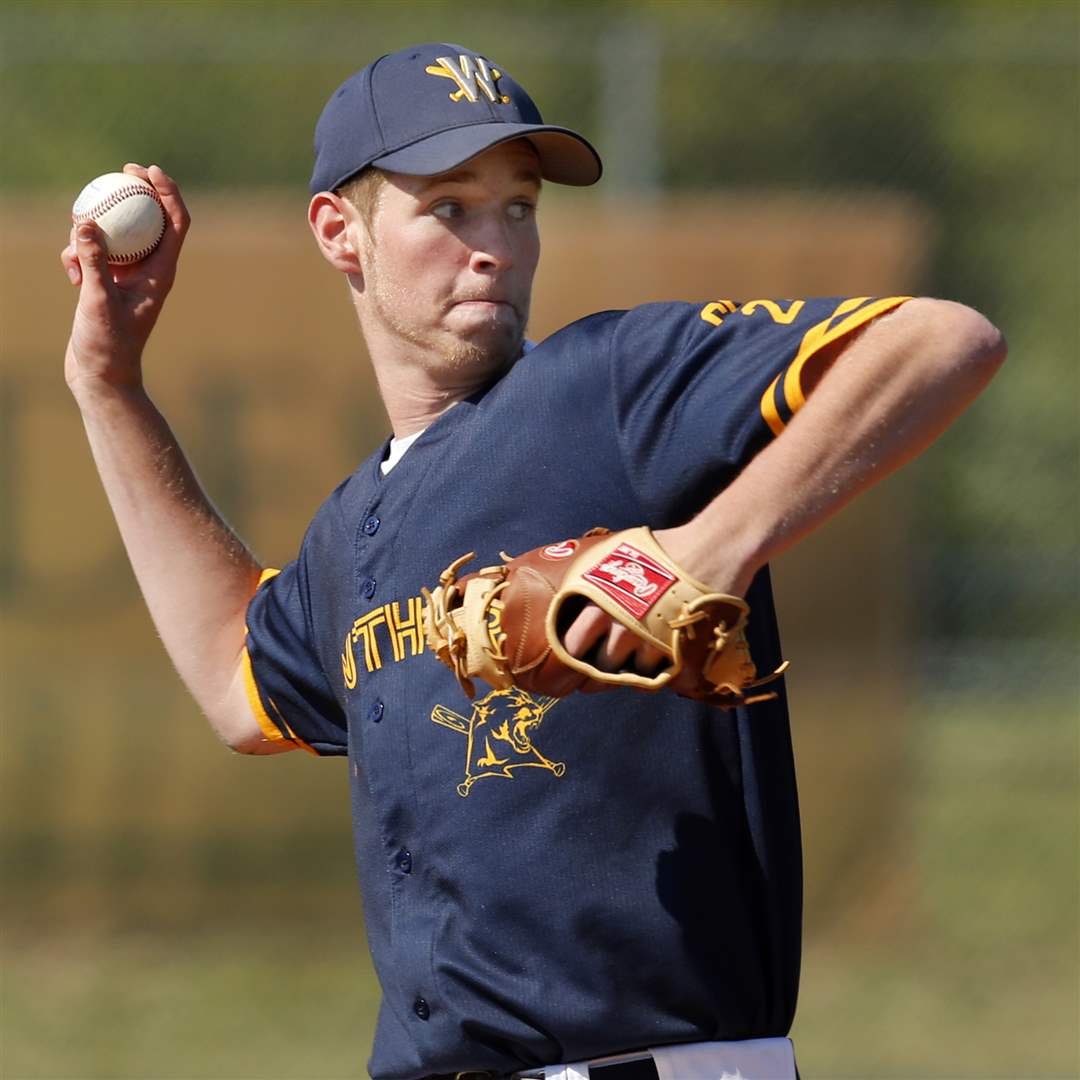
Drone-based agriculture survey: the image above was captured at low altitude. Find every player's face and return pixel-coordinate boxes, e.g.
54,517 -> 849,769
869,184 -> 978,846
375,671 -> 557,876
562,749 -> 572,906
358,140 -> 541,376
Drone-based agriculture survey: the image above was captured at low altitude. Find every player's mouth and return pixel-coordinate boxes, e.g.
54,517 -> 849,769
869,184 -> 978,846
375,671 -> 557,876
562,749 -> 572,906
452,298 -> 516,314
449,298 -> 523,332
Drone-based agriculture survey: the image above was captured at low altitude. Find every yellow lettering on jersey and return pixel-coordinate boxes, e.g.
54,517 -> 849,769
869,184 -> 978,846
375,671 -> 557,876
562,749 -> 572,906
342,593 -> 429,686
387,597 -> 425,662
352,607 -> 387,672
485,598 -> 506,655
342,630 -> 358,690
740,299 -> 805,324
699,299 -> 738,326
424,55 -> 510,104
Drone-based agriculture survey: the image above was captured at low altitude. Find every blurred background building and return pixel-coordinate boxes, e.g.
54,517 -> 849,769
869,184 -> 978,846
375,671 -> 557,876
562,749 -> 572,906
1,2 -> 1077,1077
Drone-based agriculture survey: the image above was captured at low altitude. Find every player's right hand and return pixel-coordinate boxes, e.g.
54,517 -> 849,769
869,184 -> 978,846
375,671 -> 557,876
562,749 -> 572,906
60,163 -> 190,397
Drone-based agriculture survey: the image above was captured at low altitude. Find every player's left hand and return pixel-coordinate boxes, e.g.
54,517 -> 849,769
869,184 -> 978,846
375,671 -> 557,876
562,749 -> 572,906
560,524 -> 744,694
560,603 -> 670,694
423,525 -> 784,708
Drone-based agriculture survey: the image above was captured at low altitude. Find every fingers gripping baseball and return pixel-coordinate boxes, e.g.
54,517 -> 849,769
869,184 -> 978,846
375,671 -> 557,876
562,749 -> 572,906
133,163 -> 191,284
64,220 -> 142,390
62,164 -> 190,392
73,220 -> 115,295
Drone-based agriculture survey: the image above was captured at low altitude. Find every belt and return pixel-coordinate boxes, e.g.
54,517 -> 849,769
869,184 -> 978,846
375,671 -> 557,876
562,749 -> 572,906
571,1060 -> 658,1080
430,1059 -> 659,1080
515,1055 -> 659,1080
433,1035 -> 795,1080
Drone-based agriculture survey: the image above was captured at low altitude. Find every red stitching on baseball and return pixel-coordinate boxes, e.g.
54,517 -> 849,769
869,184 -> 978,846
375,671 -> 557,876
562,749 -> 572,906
72,182 -> 165,263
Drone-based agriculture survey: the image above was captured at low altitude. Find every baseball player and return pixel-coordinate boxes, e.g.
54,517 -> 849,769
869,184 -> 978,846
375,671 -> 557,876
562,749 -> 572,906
61,43 -> 1004,1080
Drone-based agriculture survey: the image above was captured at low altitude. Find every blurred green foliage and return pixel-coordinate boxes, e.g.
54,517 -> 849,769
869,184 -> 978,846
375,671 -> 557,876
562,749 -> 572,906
1,5 -> 1077,1076
2,0 -> 1077,660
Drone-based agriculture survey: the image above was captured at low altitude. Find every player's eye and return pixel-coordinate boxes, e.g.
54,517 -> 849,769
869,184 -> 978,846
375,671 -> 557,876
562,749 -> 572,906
507,200 -> 535,222
430,201 -> 463,221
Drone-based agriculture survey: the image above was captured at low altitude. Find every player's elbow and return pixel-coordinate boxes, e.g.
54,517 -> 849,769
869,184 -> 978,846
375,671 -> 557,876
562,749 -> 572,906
216,717 -> 266,754
911,297 -> 1007,383
198,703 -> 259,754
200,665 -> 291,755
228,733 -> 279,755
210,711 -> 294,755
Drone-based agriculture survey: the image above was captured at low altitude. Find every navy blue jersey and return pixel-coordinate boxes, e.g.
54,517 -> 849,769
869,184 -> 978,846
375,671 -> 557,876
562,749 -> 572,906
244,296 -> 908,1080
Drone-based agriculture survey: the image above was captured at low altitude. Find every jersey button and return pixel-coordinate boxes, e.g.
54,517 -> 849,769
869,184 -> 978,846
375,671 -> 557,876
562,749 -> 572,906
362,576 -> 377,599
413,996 -> 430,1021
396,848 -> 412,874
368,700 -> 384,723
363,515 -> 381,536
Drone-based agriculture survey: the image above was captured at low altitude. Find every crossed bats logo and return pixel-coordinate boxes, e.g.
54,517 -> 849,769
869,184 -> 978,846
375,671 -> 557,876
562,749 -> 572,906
431,688 -> 564,797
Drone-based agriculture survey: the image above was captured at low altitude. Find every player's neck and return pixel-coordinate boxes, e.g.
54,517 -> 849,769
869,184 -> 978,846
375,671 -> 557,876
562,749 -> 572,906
382,384 -> 462,438
366,355 -> 487,438
364,336 -> 520,438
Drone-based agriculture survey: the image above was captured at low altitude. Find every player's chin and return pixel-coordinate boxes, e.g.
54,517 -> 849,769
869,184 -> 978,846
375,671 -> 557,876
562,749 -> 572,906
445,315 -> 526,369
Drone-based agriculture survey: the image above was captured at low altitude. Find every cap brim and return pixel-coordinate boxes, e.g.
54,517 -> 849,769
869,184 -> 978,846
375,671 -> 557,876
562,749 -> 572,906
371,123 -> 602,186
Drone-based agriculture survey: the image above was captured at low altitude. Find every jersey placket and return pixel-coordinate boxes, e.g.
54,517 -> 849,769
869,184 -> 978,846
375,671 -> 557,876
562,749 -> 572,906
346,443 -> 453,1050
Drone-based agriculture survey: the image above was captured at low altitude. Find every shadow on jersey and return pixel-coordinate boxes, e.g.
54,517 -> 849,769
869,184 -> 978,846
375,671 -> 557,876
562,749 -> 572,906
431,688 -> 564,797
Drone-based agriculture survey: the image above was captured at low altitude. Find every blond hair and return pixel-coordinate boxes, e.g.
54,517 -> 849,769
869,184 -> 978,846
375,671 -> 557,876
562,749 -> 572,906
337,166 -> 388,231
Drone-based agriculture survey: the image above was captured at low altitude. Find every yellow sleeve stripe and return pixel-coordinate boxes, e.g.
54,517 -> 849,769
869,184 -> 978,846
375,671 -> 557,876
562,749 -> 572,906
781,296 -> 871,415
761,296 -> 913,436
241,566 -> 319,756
241,644 -> 290,745
241,645 -> 319,756
761,373 -> 785,437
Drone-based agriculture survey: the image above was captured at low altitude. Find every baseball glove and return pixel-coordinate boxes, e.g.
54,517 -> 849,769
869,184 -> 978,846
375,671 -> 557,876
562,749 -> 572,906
422,526 -> 787,709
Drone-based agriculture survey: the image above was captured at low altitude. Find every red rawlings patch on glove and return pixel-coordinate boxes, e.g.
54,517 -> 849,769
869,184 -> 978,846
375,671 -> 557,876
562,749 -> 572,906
581,542 -> 676,619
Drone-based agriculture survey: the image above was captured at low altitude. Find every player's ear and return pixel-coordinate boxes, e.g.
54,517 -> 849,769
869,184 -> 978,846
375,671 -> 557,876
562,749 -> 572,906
308,192 -> 365,276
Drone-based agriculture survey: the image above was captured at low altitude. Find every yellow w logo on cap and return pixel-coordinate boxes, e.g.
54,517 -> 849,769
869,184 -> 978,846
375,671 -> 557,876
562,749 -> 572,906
425,55 -> 511,105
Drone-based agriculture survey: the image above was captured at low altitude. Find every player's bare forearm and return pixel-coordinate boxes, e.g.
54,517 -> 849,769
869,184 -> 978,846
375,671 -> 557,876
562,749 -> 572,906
71,381 -> 280,751
62,165 -> 288,754
656,298 -> 1006,595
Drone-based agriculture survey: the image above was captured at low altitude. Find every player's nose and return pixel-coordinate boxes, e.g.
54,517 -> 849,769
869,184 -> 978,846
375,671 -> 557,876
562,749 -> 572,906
467,215 -> 514,274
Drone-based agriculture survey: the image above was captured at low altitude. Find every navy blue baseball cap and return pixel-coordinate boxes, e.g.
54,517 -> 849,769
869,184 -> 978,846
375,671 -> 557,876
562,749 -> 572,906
310,43 -> 602,194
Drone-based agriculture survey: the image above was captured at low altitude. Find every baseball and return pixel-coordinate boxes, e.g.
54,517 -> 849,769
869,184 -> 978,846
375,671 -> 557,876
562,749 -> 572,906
71,172 -> 166,265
